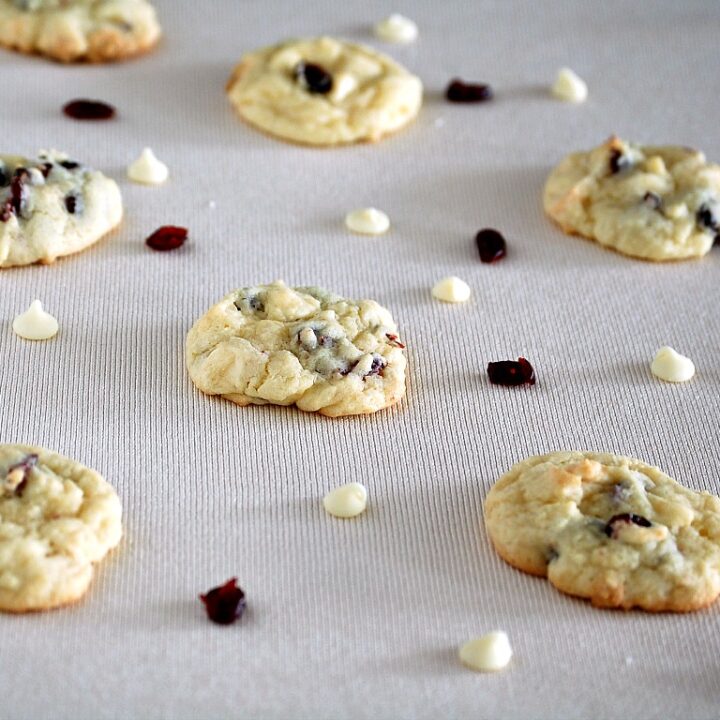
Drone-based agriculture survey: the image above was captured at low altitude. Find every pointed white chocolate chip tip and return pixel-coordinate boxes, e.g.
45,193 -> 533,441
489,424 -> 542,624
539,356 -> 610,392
13,300 -> 59,341
127,147 -> 169,185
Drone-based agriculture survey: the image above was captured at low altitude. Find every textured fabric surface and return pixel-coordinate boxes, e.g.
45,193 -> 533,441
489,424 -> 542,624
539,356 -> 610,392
1,1 -> 719,718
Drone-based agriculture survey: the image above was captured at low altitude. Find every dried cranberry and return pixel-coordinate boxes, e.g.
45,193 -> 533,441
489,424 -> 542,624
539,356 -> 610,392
696,203 -> 719,233
487,357 -> 536,386
1,168 -> 29,222
39,162 -> 53,178
642,192 -> 661,210
200,578 -> 246,625
365,355 -> 386,378
386,333 -> 405,349
604,513 -> 652,538
63,99 -> 116,121
609,148 -> 631,174
0,166 -> 8,187
445,79 -> 493,103
145,225 -> 188,252
295,62 -> 333,94
60,160 -> 80,170
6,454 -> 38,496
475,228 -> 507,263
64,194 -> 83,214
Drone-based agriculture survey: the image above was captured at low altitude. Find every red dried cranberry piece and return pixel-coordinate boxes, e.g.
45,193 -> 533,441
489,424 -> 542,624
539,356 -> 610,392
475,228 -> 507,263
64,194 -> 83,214
445,79 -> 493,103
604,513 -> 652,538
386,333 -> 405,349
200,578 -> 246,625
697,203 -> 719,233
1,168 -> 30,222
145,225 -> 188,252
487,357 -> 536,386
609,148 -> 631,174
294,62 -> 333,94
63,99 -> 116,121
6,454 -> 38,496
365,355 -> 386,378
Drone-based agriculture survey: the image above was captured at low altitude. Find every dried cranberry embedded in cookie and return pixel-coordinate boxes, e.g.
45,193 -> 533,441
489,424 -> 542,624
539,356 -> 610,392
445,79 -> 493,103
366,355 -> 386,378
145,226 -> 188,252
487,357 -> 536,386
64,194 -> 83,215
294,62 -> 333,94
604,513 -> 652,538
475,228 -> 507,263
0,166 -> 9,187
386,333 -> 405,349
1,168 -> 29,222
609,148 -> 631,174
199,578 -> 246,625
63,99 -> 116,121
642,192 -> 661,210
5,453 -> 38,496
696,203 -> 719,233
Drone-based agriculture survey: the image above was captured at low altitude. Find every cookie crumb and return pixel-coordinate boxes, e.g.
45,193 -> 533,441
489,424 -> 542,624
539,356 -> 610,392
323,483 -> 368,519
432,276 -> 471,303
345,207 -> 390,235
127,148 -> 169,185
551,68 -> 588,103
459,632 -> 513,672
374,14 -> 418,44
651,346 -> 695,383
12,300 -> 59,341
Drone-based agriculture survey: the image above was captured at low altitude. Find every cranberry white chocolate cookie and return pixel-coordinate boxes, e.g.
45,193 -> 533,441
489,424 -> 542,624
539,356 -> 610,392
543,137 -> 720,261
0,445 -> 122,612
0,150 -> 122,268
226,36 -> 423,146
186,281 -> 407,417
0,0 -> 161,63
485,452 -> 720,612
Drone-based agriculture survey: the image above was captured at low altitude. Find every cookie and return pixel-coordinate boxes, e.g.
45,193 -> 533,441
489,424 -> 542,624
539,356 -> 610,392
186,281 -> 407,417
543,136 -> 720,261
0,0 -> 161,63
226,36 -> 423,146
0,150 -> 123,268
484,452 -> 720,612
0,445 -> 122,612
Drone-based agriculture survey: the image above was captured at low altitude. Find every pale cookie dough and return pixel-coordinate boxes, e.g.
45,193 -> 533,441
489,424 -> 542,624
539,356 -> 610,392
0,445 -> 122,612
543,137 -> 720,261
0,150 -> 122,268
226,36 -> 423,146
485,452 -> 720,612
0,0 -> 161,63
186,281 -> 407,417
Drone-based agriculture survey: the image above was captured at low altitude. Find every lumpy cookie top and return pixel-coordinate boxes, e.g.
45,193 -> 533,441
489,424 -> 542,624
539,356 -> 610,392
485,452 -> 720,612
186,281 -> 407,417
0,444 -> 122,612
543,136 -> 720,261
226,36 -> 423,146
0,150 -> 122,267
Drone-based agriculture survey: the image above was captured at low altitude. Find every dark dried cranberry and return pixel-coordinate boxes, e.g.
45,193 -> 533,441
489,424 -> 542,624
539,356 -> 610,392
475,228 -> 507,263
696,203 -> 719,233
60,160 -> 80,170
39,162 -> 53,178
63,99 -> 116,121
145,225 -> 188,252
6,454 -> 38,496
487,357 -> 536,386
64,194 -> 83,214
609,148 -> 631,174
604,513 -> 652,538
0,166 -> 8,187
386,333 -> 405,349
1,167 -> 30,222
365,355 -> 386,378
445,79 -> 493,103
200,578 -> 246,625
294,62 -> 333,94
642,192 -> 661,210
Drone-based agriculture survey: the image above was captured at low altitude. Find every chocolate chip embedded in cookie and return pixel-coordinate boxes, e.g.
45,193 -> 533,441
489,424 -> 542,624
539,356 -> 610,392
0,151 -> 122,268
484,451 -> 720,612
0,0 -> 162,63
0,444 -> 122,613
226,36 -> 423,146
543,136 -> 720,261
186,281 -> 407,417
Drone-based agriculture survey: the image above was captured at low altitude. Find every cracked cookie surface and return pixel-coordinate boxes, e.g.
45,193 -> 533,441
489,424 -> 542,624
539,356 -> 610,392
0,150 -> 122,267
543,137 -> 720,261
186,281 -> 407,417
0,0 -> 161,62
226,36 -> 423,146
485,451 -> 720,612
0,444 -> 122,612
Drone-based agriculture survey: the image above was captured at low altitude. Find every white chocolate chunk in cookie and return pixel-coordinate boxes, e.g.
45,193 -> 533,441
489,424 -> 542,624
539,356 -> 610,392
651,346 -> 695,383
226,36 -> 423,146
551,67 -> 588,103
13,299 -> 58,340
459,632 -> 513,672
323,483 -> 368,518
186,281 -> 407,417
543,136 -> 720,261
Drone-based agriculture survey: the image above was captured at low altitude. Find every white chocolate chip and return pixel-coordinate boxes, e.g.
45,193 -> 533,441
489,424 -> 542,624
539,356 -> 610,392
459,632 -> 513,672
331,73 -> 358,102
374,13 -> 418,44
12,300 -> 59,341
127,147 -> 169,185
651,346 -> 695,383
345,207 -> 390,235
551,67 -> 588,103
665,203 -> 688,219
432,276 -> 471,303
323,483 -> 368,519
